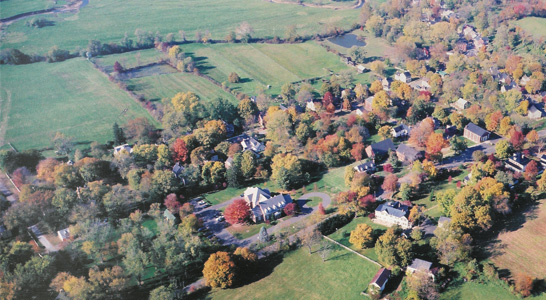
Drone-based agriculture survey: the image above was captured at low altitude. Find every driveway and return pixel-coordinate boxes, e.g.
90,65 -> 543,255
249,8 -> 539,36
194,192 -> 331,247
439,138 -> 501,169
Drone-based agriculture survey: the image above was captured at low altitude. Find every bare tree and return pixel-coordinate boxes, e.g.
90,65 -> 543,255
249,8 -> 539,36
302,229 -> 322,254
318,240 -> 332,262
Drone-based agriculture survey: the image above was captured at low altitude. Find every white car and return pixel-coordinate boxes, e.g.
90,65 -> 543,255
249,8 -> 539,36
216,216 -> 225,222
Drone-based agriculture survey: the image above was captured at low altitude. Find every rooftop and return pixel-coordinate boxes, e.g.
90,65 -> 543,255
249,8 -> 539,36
376,201 -> 410,218
408,258 -> 432,271
465,122 -> 489,137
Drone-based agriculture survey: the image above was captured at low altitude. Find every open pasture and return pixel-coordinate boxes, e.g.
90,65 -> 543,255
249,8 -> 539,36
0,0 -> 59,19
207,247 -> 379,300
0,0 -> 358,54
489,198 -> 546,280
127,71 -> 238,103
0,58 -> 157,151
185,42 -> 349,96
513,17 -> 546,40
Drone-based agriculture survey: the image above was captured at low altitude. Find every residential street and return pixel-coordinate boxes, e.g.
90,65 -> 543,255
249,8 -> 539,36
439,137 -> 502,169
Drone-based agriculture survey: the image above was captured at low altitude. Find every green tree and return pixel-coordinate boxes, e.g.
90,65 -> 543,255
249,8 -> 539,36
495,140 -> 513,159
227,153 -> 243,188
113,122 -> 126,145
375,227 -> 413,269
450,136 -> 467,155
155,144 -> 172,169
241,150 -> 257,179
237,98 -> 259,123
149,286 -> 174,300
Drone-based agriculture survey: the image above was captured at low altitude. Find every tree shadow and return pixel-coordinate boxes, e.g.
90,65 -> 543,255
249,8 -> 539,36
232,253 -> 284,288
238,78 -> 252,83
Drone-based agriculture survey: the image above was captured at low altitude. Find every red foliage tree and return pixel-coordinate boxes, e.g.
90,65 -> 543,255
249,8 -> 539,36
12,167 -> 30,188
225,199 -> 251,225
524,160 -> 539,182
318,202 -> 326,215
381,174 -> 398,193
383,164 -> 394,173
351,143 -> 366,161
326,103 -> 336,114
283,202 -> 297,216
358,194 -> 376,212
510,130 -> 525,151
164,193 -> 181,213
113,61 -> 124,73
172,138 -> 189,163
456,181 -> 462,188
347,114 -> 357,127
448,176 -> 452,182
323,92 -> 334,107
514,273 -> 534,297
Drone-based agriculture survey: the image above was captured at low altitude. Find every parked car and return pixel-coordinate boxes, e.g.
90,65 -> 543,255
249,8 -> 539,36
216,216 -> 225,222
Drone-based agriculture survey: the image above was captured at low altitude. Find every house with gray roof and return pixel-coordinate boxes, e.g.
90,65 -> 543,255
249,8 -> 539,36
354,161 -> 376,174
369,268 -> 391,292
375,201 -> 411,229
113,144 -> 133,156
244,187 -> 292,223
407,258 -> 435,279
463,122 -> 490,143
366,139 -> 396,159
396,144 -> 422,163
241,137 -> 265,155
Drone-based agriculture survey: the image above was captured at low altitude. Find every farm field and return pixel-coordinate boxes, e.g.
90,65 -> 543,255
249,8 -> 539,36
207,247 -> 380,300
184,42 -> 350,96
490,198 -> 546,280
0,0 -> 59,19
94,49 -> 166,72
440,280 -> 546,300
513,17 -> 546,40
0,58 -> 157,151
0,0 -> 359,54
127,71 -> 238,103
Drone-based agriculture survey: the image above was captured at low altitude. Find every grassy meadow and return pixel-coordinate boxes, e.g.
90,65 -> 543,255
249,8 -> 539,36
1,0 -> 359,54
0,58 -> 157,151
184,42 -> 350,95
207,247 -> 380,300
0,0 -> 60,19
513,17 -> 546,40
127,71 -> 238,103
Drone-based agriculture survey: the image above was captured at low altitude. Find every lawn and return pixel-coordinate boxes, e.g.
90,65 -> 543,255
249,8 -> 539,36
185,42 -> 349,96
227,223 -> 272,240
321,29 -> 395,60
489,198 -> 546,280
1,0 -> 359,54
142,218 -> 159,236
0,58 -> 158,151
0,0 -> 59,19
513,17 -> 546,40
328,216 -> 387,262
207,246 -> 380,300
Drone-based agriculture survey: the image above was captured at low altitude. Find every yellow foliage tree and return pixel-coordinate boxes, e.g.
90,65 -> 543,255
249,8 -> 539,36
349,223 -> 374,249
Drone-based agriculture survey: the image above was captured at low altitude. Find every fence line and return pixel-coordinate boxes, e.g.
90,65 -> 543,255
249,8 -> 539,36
322,235 -> 381,266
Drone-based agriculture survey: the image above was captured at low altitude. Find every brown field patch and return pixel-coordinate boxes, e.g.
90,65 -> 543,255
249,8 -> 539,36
490,199 -> 546,279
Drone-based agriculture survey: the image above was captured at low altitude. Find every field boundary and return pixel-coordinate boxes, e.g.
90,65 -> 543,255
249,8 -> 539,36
0,88 -> 12,147
323,235 -> 381,266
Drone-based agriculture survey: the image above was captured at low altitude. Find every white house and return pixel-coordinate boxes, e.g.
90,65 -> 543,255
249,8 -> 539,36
375,201 -> 411,229
114,144 -> 133,156
528,105 -> 543,120
369,268 -> 391,292
453,98 -> 470,110
391,124 -> 410,138
241,137 -> 265,154
407,258 -> 435,279
58,228 -> 70,241
395,71 -> 412,83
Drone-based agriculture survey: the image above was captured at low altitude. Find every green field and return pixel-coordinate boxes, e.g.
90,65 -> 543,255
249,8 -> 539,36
0,0 -> 60,19
0,58 -> 157,150
208,247 -> 380,300
94,49 -> 166,72
513,17 -> 546,40
1,0 -> 359,54
128,71 -> 238,103
328,216 -> 387,261
183,42 -> 349,96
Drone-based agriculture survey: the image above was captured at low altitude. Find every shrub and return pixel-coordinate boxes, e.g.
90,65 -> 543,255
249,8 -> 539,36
317,213 -> 354,235
228,72 -> 240,83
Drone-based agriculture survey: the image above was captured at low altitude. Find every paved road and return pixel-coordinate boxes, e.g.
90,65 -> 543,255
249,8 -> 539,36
0,177 -> 17,203
194,192 -> 331,247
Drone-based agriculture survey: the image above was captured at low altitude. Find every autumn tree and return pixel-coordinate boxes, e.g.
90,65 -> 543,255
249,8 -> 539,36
426,132 -> 448,161
524,160 -> 539,183
225,199 -> 250,225
228,72 -> 240,83
381,174 -> 399,194
349,223 -> 374,249
302,228 -> 322,253
514,273 -> 534,297
409,119 -> 434,147
509,129 -> 525,151
203,251 -> 237,288
171,138 -> 189,164
271,153 -> 305,190
526,130 -> 539,145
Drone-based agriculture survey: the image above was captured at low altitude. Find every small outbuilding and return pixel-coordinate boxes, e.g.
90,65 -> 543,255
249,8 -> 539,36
369,268 -> 391,292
